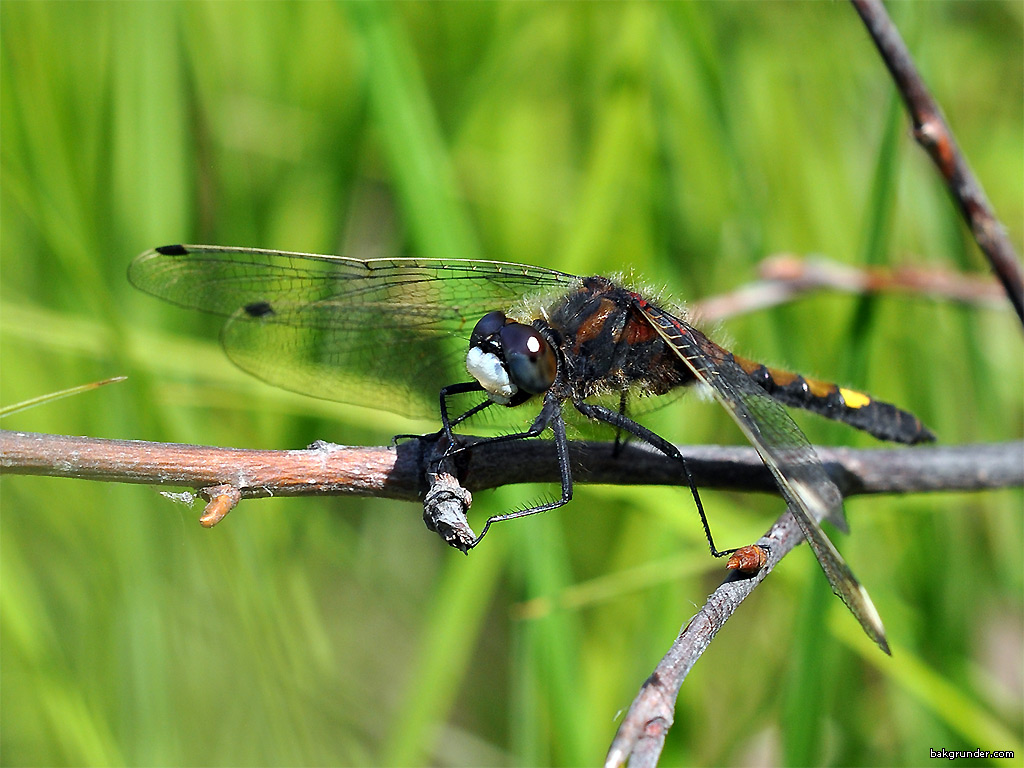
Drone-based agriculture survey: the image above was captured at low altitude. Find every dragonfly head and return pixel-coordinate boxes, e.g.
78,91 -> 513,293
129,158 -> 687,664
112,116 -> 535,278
467,310 -> 557,405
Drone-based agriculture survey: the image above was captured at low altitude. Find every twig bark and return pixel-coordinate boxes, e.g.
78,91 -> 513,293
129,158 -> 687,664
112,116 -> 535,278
604,511 -> 806,768
603,438 -> 1023,767
850,0 -> 1024,325
3,429 -> 1021,766
3,429 -> 1020,516
694,255 -> 1007,322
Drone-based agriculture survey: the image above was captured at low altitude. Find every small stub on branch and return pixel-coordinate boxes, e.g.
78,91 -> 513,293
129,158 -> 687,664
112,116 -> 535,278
915,119 -> 956,177
423,473 -> 475,552
726,544 -> 769,574
199,484 -> 242,527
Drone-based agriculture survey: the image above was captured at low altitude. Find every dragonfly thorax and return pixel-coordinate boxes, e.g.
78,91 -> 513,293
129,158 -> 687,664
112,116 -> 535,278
466,310 -> 558,406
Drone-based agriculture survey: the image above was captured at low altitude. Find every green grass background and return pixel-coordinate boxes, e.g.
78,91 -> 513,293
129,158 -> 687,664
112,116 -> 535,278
2,2 -> 1022,766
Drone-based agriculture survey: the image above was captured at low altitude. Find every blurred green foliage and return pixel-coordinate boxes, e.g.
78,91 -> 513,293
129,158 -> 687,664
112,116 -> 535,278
2,2 -> 1021,766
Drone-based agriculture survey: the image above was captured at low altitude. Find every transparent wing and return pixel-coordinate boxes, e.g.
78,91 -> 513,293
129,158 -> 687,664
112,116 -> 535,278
635,299 -> 889,654
129,245 -> 579,418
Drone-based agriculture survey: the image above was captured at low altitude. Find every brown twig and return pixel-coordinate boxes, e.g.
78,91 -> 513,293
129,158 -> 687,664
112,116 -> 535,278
605,511 -> 806,768
3,429 -> 1020,516
604,436 -> 1024,767
693,254 -> 1007,322
850,0 -> 1024,325
3,428 -> 1022,766
0,430 -> 426,522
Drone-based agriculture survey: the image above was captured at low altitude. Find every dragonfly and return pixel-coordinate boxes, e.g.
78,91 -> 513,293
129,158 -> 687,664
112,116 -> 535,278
130,244 -> 934,653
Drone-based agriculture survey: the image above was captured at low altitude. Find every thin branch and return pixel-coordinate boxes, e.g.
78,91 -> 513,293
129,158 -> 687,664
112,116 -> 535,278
3,429 -> 1020,508
850,0 -> 1024,325
604,510 -> 806,768
602,439 -> 1023,767
4,428 -> 1022,765
0,430 -> 415,493
694,254 -> 1007,322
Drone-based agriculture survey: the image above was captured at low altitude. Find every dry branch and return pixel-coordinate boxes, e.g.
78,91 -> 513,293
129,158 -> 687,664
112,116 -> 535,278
604,510 -> 807,768
851,0 -> 1024,324
694,254 -> 1008,322
4,427 -> 1020,768
3,429 -> 1019,516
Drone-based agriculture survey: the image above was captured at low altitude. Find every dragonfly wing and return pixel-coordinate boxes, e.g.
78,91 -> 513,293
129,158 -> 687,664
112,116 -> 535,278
129,245 -> 578,418
635,300 -> 889,654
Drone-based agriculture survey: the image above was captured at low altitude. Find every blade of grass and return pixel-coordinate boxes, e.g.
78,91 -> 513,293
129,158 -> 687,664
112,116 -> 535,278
0,377 -> 127,418
834,611 -> 1024,753
514,509 -> 596,764
382,526 -> 505,767
344,1 -> 480,263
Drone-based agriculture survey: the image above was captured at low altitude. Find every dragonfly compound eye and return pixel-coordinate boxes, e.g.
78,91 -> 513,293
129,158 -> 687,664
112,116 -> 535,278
470,310 -> 507,346
466,310 -> 517,404
500,323 -> 557,394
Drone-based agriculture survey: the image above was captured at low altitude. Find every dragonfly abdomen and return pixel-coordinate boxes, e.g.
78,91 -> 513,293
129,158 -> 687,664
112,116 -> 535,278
730,355 -> 935,445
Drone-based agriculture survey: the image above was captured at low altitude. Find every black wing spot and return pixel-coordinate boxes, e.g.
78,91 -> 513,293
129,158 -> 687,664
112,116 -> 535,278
155,244 -> 188,256
244,301 -> 275,318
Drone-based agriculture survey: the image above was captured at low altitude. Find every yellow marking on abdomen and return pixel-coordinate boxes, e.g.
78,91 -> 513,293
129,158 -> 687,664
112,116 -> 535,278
839,387 -> 871,409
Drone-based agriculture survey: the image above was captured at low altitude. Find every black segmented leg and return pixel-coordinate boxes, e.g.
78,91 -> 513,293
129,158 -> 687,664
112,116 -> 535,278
394,381 -> 492,445
470,400 -> 573,547
439,381 -> 492,440
442,390 -> 563,454
574,400 -> 737,559
611,390 -> 629,458
437,387 -> 576,545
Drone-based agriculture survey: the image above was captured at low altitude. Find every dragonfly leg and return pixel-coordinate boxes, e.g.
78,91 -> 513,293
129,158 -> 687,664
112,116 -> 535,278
442,388 -> 567,459
574,401 -> 738,559
390,382 -> 492,446
611,390 -> 630,458
433,388 -> 576,547
438,381 -> 491,440
470,401 -> 573,547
